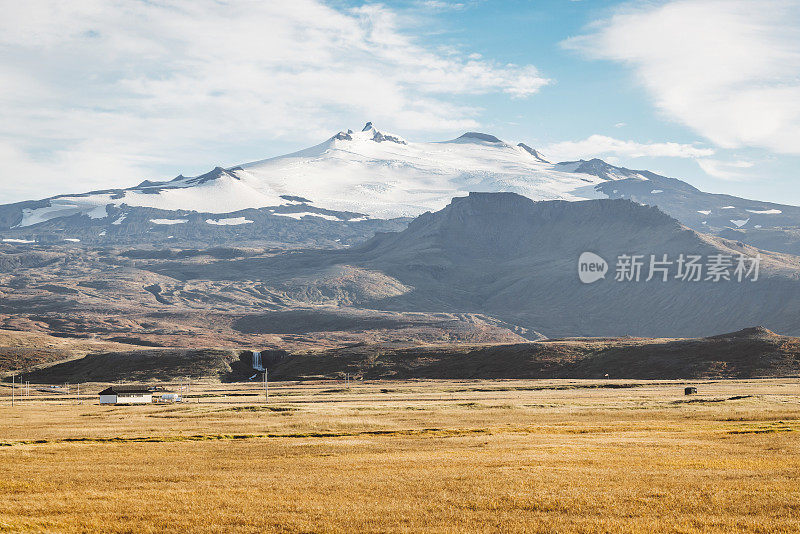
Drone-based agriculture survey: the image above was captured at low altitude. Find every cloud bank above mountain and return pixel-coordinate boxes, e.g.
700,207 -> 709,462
2,0 -> 797,205
543,135 -> 714,162
0,0 -> 548,201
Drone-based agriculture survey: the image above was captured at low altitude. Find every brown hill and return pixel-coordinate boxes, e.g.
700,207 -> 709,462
21,348 -> 246,383
13,326 -> 798,383
267,326 -> 800,380
0,329 -> 135,375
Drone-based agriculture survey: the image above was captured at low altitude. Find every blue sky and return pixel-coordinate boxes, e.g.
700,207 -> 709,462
1,0 -> 799,204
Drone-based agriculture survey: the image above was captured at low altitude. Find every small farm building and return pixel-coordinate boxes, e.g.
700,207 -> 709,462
99,385 -> 153,404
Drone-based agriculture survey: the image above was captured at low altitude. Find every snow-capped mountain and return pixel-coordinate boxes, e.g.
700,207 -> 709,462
0,122 -> 609,228
236,123 -> 607,219
2,122 -> 800,252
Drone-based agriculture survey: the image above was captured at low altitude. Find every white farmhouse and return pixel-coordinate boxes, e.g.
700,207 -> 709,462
98,385 -> 153,405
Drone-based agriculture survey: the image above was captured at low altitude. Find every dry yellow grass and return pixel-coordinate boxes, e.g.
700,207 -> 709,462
0,379 -> 798,533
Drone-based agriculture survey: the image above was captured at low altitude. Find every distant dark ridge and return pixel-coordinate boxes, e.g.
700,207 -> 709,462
389,193 -> 681,246
189,167 -> 240,185
557,158 -> 702,192
457,132 -> 503,143
107,337 -> 166,347
708,326 -> 778,340
517,143 -> 549,163
280,195 -> 312,203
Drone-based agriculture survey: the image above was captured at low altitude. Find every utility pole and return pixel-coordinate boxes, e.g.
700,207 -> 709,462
11,355 -> 17,407
264,368 -> 268,404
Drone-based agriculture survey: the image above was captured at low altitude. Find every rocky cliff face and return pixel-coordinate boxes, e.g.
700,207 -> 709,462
347,194 -> 800,337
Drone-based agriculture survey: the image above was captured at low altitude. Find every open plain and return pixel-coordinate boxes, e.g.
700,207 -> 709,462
0,378 -> 798,533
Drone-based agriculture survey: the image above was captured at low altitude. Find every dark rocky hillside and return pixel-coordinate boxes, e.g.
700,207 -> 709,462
14,326 -> 800,382
22,348 -> 245,383
352,194 -> 800,337
160,194 -> 800,338
267,326 -> 800,380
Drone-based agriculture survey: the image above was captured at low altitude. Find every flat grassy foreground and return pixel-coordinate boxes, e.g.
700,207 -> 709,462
0,379 -> 798,533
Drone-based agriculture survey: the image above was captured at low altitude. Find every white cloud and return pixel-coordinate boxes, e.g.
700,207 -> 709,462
696,159 -> 755,181
0,0 -> 549,202
543,135 -> 714,161
565,0 -> 800,155
418,1 -> 466,10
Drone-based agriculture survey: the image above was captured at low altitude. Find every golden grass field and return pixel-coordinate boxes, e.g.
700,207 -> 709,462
0,379 -> 798,533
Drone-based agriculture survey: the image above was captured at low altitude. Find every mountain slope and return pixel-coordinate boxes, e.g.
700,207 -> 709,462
570,159 -> 800,235
160,193 -> 800,338
2,123 -> 800,253
347,193 -> 800,337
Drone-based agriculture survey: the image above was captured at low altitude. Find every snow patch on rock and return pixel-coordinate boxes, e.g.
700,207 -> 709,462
746,209 -> 782,214
273,212 -> 341,221
205,217 -> 254,226
150,218 -> 188,225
